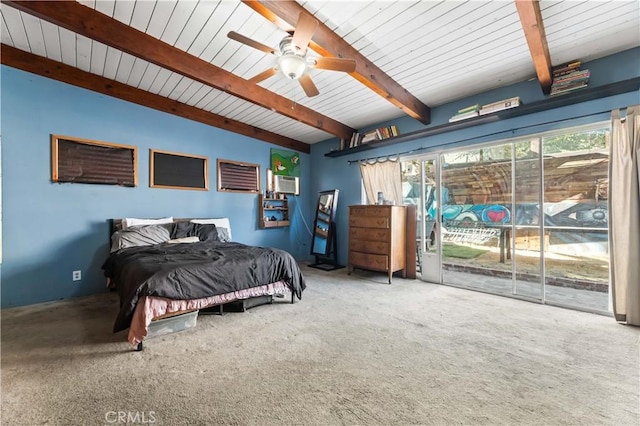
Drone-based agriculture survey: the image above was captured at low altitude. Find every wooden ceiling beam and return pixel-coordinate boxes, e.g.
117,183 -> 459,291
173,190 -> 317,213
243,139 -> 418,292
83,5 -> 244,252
515,0 -> 553,94
1,44 -> 310,153
243,0 -> 432,125
4,0 -> 354,141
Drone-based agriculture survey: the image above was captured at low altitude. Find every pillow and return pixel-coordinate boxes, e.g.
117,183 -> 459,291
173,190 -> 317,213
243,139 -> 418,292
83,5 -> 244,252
122,216 -> 173,230
171,222 -> 197,239
166,236 -> 200,244
111,224 -> 170,252
168,222 -> 231,242
194,224 -> 219,242
214,227 -> 231,243
191,218 -> 232,240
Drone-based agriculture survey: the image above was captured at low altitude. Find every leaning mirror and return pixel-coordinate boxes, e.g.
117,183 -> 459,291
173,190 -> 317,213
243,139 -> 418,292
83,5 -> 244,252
309,189 -> 343,270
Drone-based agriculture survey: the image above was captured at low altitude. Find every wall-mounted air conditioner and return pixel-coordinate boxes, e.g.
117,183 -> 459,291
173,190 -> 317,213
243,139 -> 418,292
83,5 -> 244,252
273,175 -> 300,195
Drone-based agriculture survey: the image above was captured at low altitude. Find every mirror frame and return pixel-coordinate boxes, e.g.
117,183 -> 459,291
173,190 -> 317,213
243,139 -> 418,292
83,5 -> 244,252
310,189 -> 339,256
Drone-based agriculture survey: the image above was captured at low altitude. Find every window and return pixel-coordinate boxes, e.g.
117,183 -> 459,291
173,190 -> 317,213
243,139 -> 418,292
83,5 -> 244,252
217,159 -> 260,193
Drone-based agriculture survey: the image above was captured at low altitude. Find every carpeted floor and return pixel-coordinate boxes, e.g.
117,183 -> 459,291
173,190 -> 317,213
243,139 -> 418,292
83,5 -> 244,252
1,264 -> 638,425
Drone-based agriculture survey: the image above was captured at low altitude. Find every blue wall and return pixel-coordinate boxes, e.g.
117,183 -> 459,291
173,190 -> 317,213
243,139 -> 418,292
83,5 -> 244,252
310,47 -> 640,267
1,66 -> 312,307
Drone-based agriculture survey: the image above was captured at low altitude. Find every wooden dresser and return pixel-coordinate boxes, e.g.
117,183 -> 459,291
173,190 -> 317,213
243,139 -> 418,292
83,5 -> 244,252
348,205 -> 407,283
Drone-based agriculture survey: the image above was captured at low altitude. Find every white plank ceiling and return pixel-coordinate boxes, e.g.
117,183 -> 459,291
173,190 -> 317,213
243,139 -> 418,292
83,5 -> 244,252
1,0 -> 639,145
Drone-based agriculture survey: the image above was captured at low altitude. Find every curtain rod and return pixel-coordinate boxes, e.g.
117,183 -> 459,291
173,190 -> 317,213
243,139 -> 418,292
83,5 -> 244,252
346,147 -> 426,164
346,109 -> 613,165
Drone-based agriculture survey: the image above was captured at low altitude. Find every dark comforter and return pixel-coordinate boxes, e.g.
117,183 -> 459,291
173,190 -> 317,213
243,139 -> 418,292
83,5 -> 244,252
102,241 -> 306,333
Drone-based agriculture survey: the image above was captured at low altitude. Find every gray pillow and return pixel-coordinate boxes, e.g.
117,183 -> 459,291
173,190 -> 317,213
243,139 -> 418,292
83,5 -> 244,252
171,221 -> 196,239
191,224 -> 231,242
110,224 -> 170,252
194,223 -> 218,242
215,227 -> 231,243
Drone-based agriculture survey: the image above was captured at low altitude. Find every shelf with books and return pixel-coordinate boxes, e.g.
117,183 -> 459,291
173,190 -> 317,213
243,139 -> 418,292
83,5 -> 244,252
342,125 -> 400,150
325,78 -> 639,158
449,97 -> 522,123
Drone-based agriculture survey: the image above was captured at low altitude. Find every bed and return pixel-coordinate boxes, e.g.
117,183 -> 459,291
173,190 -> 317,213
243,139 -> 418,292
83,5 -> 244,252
102,217 -> 306,350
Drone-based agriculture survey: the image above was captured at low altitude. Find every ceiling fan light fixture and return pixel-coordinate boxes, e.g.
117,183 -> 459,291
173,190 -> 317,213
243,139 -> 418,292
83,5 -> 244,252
278,54 -> 307,80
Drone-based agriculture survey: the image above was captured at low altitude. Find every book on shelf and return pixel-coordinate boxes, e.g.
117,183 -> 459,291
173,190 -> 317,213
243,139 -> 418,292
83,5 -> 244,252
448,104 -> 483,122
551,78 -> 590,91
375,127 -> 389,140
553,69 -> 590,83
550,81 -> 589,96
448,110 -> 479,122
482,96 -> 520,108
361,130 -> 378,144
348,132 -> 359,148
478,96 -> 521,115
552,60 -> 581,76
347,132 -> 358,148
377,125 -> 398,140
457,104 -> 480,114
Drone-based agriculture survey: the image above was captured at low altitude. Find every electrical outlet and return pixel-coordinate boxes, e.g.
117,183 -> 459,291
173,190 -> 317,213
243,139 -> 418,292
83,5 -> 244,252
72,270 -> 82,281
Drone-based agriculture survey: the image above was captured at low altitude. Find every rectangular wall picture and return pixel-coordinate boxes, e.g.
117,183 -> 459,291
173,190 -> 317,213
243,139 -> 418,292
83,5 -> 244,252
150,149 -> 208,191
270,148 -> 301,177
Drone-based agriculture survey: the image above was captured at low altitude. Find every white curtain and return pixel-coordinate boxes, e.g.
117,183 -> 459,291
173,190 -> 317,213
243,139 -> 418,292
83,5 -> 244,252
359,159 -> 403,205
609,105 -> 640,325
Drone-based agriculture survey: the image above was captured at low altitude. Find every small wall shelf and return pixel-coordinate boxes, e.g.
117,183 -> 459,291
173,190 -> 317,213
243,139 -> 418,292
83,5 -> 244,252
259,195 -> 290,228
325,78 -> 640,158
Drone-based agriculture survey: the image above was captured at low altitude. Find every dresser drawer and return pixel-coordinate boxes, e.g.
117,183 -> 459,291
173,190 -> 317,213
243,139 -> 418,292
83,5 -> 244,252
349,216 -> 389,229
349,240 -> 389,255
365,206 -> 392,217
349,228 -> 390,242
349,205 -> 393,217
350,206 -> 368,217
349,251 -> 389,271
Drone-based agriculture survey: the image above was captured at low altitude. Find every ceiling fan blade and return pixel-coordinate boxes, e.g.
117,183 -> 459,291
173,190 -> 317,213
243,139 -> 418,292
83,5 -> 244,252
292,13 -> 319,53
227,31 -> 275,55
314,57 -> 357,73
299,74 -> 320,97
248,67 -> 278,84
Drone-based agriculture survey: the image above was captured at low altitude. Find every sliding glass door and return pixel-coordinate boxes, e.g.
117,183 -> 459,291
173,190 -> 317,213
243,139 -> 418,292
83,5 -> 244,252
401,124 -> 610,314
439,143 -> 517,296
541,129 -> 610,311
401,156 -> 441,283
513,138 -> 543,300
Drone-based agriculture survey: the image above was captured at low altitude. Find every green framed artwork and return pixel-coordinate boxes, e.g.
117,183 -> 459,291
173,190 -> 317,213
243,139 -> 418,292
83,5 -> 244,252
270,148 -> 300,177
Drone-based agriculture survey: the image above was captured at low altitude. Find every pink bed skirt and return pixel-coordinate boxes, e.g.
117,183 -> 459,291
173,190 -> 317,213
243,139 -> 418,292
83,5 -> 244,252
128,281 -> 288,345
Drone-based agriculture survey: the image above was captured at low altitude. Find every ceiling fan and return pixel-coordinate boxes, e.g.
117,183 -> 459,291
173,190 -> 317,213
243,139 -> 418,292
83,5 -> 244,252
228,13 -> 356,97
